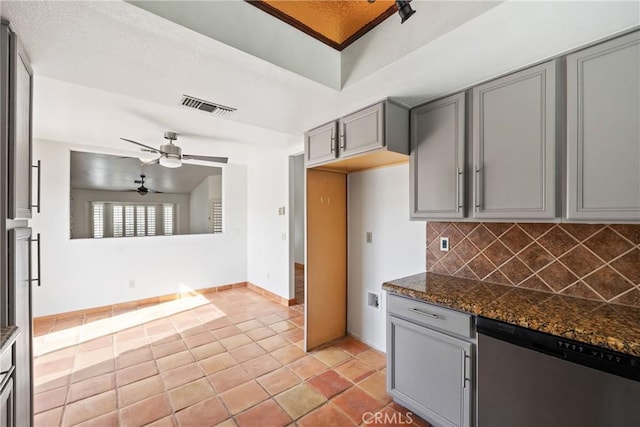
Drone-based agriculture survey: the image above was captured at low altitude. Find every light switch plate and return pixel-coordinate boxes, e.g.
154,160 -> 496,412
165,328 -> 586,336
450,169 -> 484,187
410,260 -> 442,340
366,232 -> 373,244
440,237 -> 449,252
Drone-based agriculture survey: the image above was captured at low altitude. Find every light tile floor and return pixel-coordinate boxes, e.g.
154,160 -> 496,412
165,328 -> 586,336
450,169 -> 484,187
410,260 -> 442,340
33,287 -> 429,426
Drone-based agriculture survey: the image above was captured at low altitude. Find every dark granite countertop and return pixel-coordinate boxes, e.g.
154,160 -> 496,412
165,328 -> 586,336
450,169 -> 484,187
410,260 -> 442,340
0,325 -> 20,355
383,272 -> 640,357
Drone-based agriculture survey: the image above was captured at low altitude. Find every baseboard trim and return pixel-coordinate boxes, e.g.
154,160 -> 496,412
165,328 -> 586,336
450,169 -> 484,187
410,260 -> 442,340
246,282 -> 297,307
34,282 -> 249,326
33,281 -> 298,327
346,329 -> 386,353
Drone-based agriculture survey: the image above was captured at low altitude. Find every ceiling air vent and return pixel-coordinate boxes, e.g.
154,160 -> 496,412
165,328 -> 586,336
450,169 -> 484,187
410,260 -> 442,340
180,95 -> 237,117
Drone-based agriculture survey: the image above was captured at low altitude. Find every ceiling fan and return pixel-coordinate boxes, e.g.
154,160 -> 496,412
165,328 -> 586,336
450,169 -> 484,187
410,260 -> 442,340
120,132 -> 228,168
130,174 -> 161,196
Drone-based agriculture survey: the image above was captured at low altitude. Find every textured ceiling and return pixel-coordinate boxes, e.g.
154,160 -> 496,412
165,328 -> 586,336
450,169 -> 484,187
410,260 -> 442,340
3,1 -> 639,161
251,0 -> 397,50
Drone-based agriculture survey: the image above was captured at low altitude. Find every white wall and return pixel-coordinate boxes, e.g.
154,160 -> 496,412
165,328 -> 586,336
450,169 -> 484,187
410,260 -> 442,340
189,177 -> 209,234
347,164 -> 425,351
31,139 -> 248,316
293,155 -> 305,265
246,150 -> 291,300
208,175 -> 222,200
190,175 -> 223,234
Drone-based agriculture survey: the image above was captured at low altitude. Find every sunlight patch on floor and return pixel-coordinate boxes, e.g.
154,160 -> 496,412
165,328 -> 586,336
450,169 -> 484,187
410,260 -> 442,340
34,289 -> 223,357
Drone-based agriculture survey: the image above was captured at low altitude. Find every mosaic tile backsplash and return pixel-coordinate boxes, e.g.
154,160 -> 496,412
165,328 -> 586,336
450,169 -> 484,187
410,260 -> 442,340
426,222 -> 640,308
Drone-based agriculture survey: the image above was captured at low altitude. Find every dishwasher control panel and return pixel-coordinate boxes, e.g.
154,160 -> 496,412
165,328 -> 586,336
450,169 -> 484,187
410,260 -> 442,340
556,339 -> 637,368
477,316 -> 640,382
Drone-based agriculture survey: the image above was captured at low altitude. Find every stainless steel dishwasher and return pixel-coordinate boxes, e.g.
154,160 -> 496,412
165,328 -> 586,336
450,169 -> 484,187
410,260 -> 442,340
476,317 -> 640,427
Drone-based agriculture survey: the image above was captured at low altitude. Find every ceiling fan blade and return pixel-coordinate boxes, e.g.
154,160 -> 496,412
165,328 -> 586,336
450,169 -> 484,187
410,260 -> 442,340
140,158 -> 160,166
120,138 -> 169,155
182,154 -> 228,164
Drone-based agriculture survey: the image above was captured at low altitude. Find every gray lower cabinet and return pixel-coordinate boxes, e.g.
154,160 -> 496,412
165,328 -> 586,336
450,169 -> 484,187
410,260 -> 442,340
566,31 -> 640,221
0,347 -> 15,427
472,60 -> 558,219
0,377 -> 14,427
9,228 -> 32,427
410,92 -> 466,219
387,294 -> 473,427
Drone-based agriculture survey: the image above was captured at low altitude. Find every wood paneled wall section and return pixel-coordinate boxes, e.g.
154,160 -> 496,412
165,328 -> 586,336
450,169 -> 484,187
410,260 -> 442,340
305,169 -> 347,350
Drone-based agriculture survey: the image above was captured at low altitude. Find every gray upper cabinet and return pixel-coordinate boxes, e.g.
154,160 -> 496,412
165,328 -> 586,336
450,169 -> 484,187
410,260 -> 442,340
304,100 -> 409,170
305,121 -> 338,167
410,92 -> 466,219
472,60 -> 558,219
566,31 -> 640,221
339,102 -> 384,158
1,22 -> 33,220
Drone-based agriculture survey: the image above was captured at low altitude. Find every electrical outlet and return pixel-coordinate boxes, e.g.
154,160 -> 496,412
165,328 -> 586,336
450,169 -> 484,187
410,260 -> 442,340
278,207 -> 285,215
366,232 -> 373,244
440,237 -> 449,252
129,280 -> 135,289
281,233 -> 287,241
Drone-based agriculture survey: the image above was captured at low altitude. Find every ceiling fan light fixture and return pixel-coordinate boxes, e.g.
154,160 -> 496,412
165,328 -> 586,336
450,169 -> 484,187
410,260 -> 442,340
159,156 -> 182,168
139,150 -> 160,162
396,0 -> 416,23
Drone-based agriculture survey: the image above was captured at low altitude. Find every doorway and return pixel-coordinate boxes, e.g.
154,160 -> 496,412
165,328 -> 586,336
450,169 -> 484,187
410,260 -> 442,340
289,154 -> 305,305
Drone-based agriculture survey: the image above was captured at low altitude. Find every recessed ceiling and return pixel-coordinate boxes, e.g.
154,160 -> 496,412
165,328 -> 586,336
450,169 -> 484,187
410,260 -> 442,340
248,0 -> 397,50
3,1 -> 638,159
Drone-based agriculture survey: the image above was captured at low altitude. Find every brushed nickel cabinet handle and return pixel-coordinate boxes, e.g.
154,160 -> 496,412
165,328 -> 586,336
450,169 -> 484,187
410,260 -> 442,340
463,352 -> 470,388
408,307 -> 439,319
32,160 -> 41,213
474,165 -> 481,211
30,233 -> 41,287
456,167 -> 463,210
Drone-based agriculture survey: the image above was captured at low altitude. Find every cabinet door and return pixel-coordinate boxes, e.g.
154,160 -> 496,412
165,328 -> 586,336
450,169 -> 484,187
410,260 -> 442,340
566,31 -> 640,221
387,315 -> 472,427
305,121 -> 338,167
410,93 -> 466,219
339,102 -> 384,158
8,31 -> 33,220
0,378 -> 14,427
9,228 -> 32,427
472,61 -> 557,219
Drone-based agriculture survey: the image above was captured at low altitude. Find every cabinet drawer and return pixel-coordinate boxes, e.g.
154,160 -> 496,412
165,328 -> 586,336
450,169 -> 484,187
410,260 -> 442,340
388,294 -> 473,338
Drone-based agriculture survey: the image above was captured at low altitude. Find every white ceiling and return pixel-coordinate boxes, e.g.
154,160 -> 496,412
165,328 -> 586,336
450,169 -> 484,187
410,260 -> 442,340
2,1 -> 639,161
70,151 -> 222,194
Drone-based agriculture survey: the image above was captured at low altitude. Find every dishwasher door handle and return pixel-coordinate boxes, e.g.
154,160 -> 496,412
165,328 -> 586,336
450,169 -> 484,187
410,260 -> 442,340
408,307 -> 439,319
